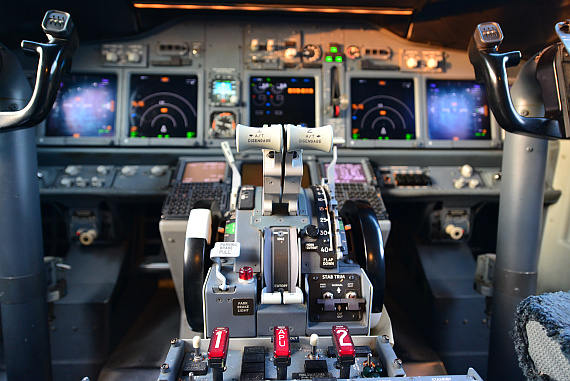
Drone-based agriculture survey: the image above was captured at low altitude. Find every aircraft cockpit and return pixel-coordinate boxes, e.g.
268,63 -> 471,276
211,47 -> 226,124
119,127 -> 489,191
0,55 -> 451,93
1,2 -> 570,381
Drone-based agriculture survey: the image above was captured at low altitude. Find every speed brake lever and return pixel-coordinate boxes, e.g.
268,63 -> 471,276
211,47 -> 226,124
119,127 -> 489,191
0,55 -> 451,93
0,10 -> 78,132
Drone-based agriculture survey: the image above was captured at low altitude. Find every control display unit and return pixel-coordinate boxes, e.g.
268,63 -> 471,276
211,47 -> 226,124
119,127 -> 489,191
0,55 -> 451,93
426,79 -> 491,140
45,73 -> 117,138
128,74 -> 198,139
182,162 -> 227,183
350,78 -> 416,140
249,76 -> 316,127
324,163 -> 367,183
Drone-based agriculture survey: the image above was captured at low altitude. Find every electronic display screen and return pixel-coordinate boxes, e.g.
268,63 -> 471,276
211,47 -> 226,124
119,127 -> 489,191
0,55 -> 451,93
350,78 -> 415,140
249,76 -> 315,127
212,79 -> 238,105
426,80 -> 491,140
241,163 -> 311,188
182,162 -> 226,183
129,74 -> 198,139
45,73 -> 117,138
324,163 -> 367,183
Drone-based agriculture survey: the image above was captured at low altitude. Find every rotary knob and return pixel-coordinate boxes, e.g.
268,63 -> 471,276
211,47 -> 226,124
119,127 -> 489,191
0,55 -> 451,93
284,48 -> 297,60
405,56 -> 418,69
121,166 -> 137,177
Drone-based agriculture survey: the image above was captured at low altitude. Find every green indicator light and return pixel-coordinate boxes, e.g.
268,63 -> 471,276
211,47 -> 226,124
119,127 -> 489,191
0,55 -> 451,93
130,132 -> 137,138
266,78 -> 271,82
352,133 -> 360,140
363,138 -> 369,141
325,56 -> 333,63
225,222 -> 236,235
335,56 -> 343,63
406,134 -> 412,140
187,132 -> 196,138
385,137 -> 389,140
330,46 -> 338,53
158,135 -> 163,138
378,136 -> 383,140
165,135 -> 170,138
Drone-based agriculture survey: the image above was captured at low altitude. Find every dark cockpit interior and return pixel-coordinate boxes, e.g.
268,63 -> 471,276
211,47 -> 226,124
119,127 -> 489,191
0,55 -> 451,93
2,1 -> 570,381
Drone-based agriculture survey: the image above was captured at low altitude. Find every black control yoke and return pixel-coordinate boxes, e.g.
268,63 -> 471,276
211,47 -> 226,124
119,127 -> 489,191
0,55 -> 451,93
468,22 -> 566,139
0,10 -> 78,132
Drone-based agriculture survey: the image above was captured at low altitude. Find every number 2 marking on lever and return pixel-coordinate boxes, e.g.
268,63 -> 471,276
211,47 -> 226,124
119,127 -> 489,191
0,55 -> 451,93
338,328 -> 350,346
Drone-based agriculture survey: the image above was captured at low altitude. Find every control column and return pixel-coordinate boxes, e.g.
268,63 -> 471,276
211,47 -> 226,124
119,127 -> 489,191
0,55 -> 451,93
273,326 -> 291,379
208,327 -> 230,381
332,325 -> 356,379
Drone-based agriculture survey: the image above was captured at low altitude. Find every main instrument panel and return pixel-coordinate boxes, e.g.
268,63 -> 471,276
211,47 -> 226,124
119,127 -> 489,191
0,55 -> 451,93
34,17 -> 501,150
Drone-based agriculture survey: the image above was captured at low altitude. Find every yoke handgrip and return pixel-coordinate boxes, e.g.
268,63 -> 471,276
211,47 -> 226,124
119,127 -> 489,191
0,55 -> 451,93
0,10 -> 78,132
468,22 -> 563,138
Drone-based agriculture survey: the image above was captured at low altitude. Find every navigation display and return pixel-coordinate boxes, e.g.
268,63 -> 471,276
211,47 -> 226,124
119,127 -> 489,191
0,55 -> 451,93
129,74 -> 198,139
182,162 -> 226,183
426,80 -> 491,140
249,76 -> 315,127
45,73 -> 117,138
350,78 -> 416,140
324,163 -> 367,183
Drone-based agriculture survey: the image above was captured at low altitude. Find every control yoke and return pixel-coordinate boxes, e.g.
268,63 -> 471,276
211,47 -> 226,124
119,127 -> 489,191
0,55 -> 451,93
469,21 -> 570,138
0,10 -> 78,132
236,124 -> 333,215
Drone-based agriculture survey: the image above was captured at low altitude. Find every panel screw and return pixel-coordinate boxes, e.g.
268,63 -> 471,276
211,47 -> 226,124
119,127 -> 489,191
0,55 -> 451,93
161,363 -> 170,373
394,358 -> 403,368
382,335 -> 390,343
171,338 -> 179,346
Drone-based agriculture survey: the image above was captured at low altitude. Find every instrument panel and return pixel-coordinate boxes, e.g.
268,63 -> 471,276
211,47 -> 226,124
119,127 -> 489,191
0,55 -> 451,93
34,17 -> 501,150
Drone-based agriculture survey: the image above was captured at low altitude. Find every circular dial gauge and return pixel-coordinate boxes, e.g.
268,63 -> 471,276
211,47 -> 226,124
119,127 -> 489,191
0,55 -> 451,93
302,44 -> 322,63
209,111 -> 237,138
129,75 -> 198,139
350,78 -> 416,140
346,45 -> 361,59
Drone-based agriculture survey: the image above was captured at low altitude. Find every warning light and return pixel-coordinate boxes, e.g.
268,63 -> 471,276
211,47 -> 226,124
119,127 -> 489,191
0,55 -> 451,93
379,110 -> 387,116
160,107 -> 168,113
378,80 -> 386,86
161,77 -> 170,82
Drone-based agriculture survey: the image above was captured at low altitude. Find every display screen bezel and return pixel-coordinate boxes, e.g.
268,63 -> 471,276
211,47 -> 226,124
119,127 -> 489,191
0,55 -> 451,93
123,69 -> 204,147
37,71 -> 120,146
245,71 -> 320,128
424,77 -> 500,149
346,72 -> 420,148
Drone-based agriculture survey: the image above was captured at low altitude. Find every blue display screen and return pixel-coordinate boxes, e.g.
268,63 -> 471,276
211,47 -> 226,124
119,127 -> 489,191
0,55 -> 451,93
426,80 -> 491,140
46,74 -> 117,137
